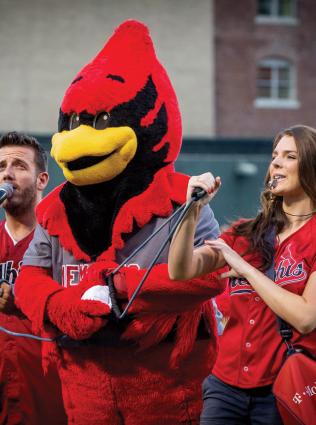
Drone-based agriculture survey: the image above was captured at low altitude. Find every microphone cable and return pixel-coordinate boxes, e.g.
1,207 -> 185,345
0,188 -> 207,339
107,188 -> 207,319
0,279 -> 57,342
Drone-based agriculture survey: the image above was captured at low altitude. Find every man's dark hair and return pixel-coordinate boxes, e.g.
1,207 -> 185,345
0,131 -> 48,173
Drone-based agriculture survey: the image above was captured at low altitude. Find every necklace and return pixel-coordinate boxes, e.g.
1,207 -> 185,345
283,210 -> 316,217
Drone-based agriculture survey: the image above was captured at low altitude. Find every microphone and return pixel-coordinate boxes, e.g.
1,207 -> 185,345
267,178 -> 278,190
191,187 -> 207,201
0,183 -> 14,205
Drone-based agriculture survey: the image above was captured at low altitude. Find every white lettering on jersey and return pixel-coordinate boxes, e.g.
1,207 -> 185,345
230,244 -> 306,296
61,263 -> 141,288
0,260 -> 22,284
62,264 -> 90,288
230,277 -> 254,296
274,244 -> 306,286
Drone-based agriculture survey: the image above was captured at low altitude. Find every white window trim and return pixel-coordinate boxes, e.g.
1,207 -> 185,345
255,15 -> 298,25
254,98 -> 300,109
256,57 -> 298,108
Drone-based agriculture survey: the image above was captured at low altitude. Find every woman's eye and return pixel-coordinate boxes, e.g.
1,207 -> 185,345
93,112 -> 110,130
69,113 -> 80,130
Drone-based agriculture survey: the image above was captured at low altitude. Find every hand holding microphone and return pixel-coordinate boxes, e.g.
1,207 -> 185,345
0,183 -> 14,206
0,281 -> 13,312
187,172 -> 221,206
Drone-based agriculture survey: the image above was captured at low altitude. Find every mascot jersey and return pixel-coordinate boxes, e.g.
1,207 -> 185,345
15,20 -> 225,425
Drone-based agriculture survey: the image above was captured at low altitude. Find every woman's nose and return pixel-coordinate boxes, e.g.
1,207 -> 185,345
271,157 -> 282,168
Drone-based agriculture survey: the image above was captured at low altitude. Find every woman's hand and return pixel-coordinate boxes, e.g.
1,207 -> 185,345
205,239 -> 253,279
187,172 -> 221,206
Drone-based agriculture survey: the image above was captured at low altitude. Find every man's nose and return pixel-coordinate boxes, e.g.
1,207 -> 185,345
2,166 -> 15,180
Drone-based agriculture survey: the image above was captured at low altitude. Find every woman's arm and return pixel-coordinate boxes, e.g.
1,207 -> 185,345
207,239 -> 316,334
168,172 -> 225,280
247,268 -> 316,334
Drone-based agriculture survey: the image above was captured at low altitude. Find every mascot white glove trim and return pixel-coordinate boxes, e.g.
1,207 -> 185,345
81,285 -> 112,308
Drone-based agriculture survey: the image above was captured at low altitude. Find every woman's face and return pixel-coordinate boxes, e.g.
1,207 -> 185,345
269,135 -> 306,200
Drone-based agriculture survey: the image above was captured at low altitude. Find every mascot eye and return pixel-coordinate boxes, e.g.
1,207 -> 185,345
93,112 -> 110,130
69,113 -> 81,130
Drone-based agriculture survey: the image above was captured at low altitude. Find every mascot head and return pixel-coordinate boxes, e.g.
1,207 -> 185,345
52,20 -> 182,186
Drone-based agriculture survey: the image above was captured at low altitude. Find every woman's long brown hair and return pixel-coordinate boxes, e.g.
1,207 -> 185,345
231,125 -> 316,270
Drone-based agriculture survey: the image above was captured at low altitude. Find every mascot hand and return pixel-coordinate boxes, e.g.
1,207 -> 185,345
113,272 -> 128,298
47,288 -> 111,340
85,260 -> 127,298
81,285 -> 112,307
85,260 -> 119,283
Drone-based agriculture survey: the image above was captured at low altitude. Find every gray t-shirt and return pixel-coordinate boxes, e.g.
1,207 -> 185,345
23,205 -> 219,287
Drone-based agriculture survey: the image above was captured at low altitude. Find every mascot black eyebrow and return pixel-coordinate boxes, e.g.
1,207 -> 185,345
15,20 -> 225,425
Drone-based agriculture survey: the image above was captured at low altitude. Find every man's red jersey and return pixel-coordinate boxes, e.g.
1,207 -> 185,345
0,221 -> 66,425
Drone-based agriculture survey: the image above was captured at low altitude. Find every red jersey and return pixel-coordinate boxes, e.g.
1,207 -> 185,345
0,221 -> 33,284
0,221 -> 66,425
212,215 -> 316,388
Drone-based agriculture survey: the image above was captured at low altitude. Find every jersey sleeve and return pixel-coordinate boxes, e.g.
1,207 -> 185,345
219,218 -> 250,247
219,225 -> 236,247
194,204 -> 220,246
22,224 -> 52,269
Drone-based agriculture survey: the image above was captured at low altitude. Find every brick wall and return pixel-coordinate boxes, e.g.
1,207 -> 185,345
214,0 -> 316,137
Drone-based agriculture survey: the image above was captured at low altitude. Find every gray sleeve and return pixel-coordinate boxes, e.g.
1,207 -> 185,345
22,224 -> 53,269
193,204 -> 220,247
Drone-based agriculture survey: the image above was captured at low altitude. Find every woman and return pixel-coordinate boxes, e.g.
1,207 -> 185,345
168,125 -> 316,425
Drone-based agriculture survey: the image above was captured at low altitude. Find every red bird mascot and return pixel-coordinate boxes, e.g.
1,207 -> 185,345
15,20 -> 224,424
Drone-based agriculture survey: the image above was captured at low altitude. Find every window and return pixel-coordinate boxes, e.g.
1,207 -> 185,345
256,0 -> 297,24
255,58 -> 299,108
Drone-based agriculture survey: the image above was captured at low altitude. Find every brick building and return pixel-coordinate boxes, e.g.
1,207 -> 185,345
214,0 -> 316,137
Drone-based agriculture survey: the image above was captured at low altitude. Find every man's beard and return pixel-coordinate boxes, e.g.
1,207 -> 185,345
5,184 -> 37,217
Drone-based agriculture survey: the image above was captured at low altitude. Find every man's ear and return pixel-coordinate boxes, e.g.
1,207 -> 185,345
37,171 -> 49,191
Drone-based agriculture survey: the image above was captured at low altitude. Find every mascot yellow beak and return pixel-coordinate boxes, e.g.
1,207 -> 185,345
51,125 -> 137,186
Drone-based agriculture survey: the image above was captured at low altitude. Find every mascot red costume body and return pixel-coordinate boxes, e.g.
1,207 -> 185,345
15,20 -> 224,424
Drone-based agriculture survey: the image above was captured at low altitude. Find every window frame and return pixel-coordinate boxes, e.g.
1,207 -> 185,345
255,57 -> 300,109
255,0 -> 298,25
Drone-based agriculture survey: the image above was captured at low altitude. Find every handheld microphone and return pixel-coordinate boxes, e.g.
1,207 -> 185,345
0,183 -> 14,205
267,178 -> 278,190
191,187 -> 207,201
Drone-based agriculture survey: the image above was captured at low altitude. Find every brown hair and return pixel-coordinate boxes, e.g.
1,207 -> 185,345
232,125 -> 316,270
0,131 -> 48,173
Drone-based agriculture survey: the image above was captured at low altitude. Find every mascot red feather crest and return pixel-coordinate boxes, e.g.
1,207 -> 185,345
53,19 -> 181,187
15,20 -> 224,425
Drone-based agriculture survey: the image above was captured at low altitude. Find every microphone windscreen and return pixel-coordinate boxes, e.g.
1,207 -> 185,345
0,183 -> 14,203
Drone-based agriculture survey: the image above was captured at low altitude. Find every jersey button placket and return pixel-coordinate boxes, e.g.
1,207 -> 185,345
240,293 -> 260,382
